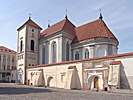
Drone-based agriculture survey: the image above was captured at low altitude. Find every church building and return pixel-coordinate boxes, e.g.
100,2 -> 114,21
17,13 -> 133,91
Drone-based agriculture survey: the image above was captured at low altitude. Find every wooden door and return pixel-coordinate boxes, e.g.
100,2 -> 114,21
94,77 -> 99,88
28,80 -> 30,85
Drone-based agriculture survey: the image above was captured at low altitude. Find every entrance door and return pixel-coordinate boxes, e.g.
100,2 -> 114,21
47,77 -> 54,87
94,77 -> 99,88
28,80 -> 30,85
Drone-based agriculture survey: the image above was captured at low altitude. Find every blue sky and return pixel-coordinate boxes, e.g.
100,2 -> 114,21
0,0 -> 133,54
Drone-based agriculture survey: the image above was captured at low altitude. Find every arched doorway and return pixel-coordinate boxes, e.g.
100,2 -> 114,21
94,77 -> 99,88
47,76 -> 54,87
18,73 -> 23,83
18,68 -> 23,83
88,75 -> 103,90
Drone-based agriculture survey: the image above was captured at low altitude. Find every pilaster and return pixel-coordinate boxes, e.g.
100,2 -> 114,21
62,37 -> 66,62
58,37 -> 63,62
79,47 -> 83,59
45,41 -> 49,64
89,45 -> 95,58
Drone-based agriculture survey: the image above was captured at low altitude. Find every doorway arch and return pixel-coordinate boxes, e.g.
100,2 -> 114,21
88,75 -> 103,90
47,76 -> 55,87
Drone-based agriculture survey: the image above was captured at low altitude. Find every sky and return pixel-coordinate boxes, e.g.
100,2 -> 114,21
0,0 -> 133,54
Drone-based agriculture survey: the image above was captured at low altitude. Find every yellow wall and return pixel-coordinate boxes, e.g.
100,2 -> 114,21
0,47 -> 16,82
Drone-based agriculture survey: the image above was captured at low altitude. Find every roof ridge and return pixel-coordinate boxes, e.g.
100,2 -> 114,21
101,21 -> 118,41
62,19 -> 68,29
62,18 -> 76,29
61,18 -> 67,30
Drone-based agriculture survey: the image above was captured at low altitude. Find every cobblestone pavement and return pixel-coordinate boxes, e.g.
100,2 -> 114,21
0,83 -> 133,100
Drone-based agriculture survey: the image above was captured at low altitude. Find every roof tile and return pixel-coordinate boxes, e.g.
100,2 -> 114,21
0,46 -> 16,53
40,18 -> 76,39
72,19 -> 118,43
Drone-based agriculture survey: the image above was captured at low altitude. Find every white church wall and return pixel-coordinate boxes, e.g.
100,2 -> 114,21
18,26 -> 26,53
117,57 -> 133,89
27,53 -> 133,90
17,26 -> 27,84
27,62 -> 83,89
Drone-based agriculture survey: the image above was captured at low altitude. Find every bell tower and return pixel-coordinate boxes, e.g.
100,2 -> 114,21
17,17 -> 42,84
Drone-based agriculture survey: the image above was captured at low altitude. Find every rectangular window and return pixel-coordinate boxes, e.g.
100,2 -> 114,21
61,73 -> 65,82
12,56 -> 15,68
7,55 -> 10,70
3,54 -> 6,70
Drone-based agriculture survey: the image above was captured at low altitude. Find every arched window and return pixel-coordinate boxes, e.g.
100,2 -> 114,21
75,51 -> 79,60
96,47 -> 106,57
31,40 -> 35,51
20,40 -> 23,52
42,46 -> 45,64
51,41 -> 56,63
85,49 -> 89,59
66,42 -> 69,61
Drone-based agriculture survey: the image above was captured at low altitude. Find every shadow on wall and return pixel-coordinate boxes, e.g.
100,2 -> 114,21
70,68 -> 81,89
0,87 -> 56,95
120,63 -> 130,89
47,77 -> 53,87
42,70 -> 45,86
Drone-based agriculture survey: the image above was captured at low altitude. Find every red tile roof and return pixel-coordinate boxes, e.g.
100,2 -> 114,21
0,46 -> 16,53
40,18 -> 76,39
68,66 -> 76,69
110,61 -> 121,65
27,52 -> 133,69
17,18 -> 42,31
72,19 -> 118,43
38,69 -> 43,71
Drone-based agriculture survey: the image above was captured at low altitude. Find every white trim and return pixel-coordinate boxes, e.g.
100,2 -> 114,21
71,42 -> 117,49
28,70 -> 42,72
85,67 -> 108,71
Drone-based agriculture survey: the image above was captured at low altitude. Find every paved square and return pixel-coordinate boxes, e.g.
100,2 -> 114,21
0,83 -> 133,100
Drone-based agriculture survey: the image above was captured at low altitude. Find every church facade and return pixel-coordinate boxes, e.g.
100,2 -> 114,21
17,14 -> 133,90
